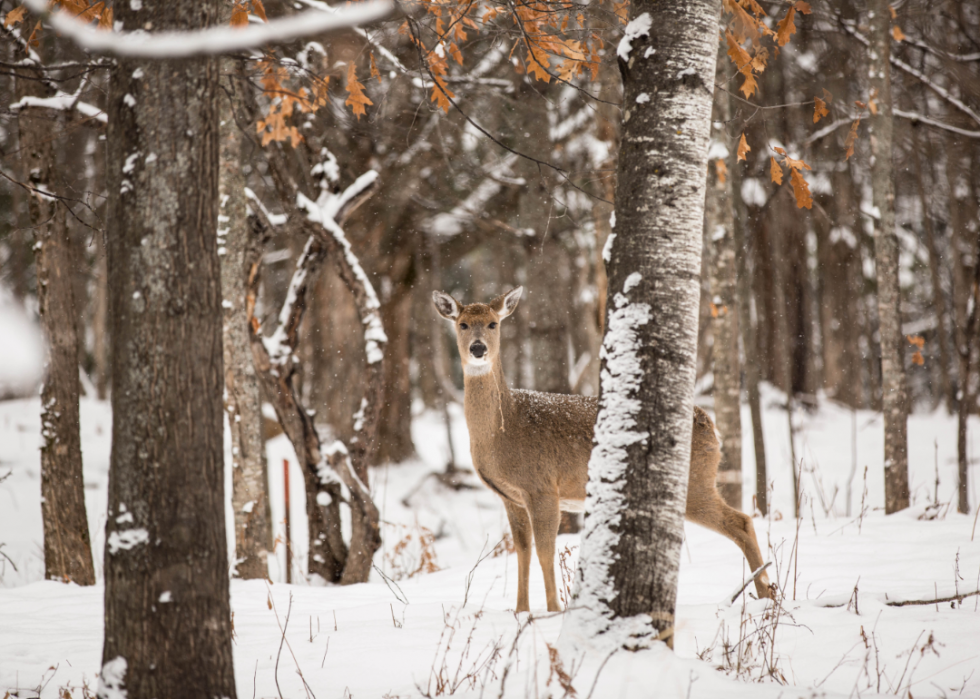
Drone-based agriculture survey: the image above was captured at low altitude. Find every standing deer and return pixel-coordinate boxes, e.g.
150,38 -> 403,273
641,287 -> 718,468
433,286 -> 773,612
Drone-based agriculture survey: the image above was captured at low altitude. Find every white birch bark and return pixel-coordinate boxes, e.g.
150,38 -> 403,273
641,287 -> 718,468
563,0 -> 721,651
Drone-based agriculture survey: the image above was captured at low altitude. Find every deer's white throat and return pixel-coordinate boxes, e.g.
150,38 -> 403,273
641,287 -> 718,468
464,361 -> 491,376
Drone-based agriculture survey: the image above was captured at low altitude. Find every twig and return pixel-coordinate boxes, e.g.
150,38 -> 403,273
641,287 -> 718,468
585,648 -> 619,699
885,590 -> 980,608
728,562 -> 773,604
268,587 -> 316,699
373,564 -> 410,605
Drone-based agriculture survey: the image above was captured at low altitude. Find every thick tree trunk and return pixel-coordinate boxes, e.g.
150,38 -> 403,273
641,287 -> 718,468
17,91 -> 95,585
219,63 -> 272,580
706,55 -> 742,510
568,0 -> 719,649
100,1 -> 237,696
869,0 -> 909,514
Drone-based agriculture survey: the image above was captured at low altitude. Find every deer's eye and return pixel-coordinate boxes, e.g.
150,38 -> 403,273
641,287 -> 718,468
488,322 -> 498,330
459,323 -> 468,330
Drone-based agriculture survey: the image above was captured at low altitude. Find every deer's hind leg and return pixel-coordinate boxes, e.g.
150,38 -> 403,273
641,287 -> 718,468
686,492 -> 774,599
503,500 -> 533,612
527,493 -> 561,612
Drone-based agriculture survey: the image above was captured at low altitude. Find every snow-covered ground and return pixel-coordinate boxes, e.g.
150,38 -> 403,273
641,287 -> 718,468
1,390 -> 979,698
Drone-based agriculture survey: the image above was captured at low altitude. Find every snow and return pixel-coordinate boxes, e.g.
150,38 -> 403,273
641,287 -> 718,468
97,656 -> 127,699
1,377 -> 979,696
636,92 -> 650,104
0,294 -> 44,397
23,0 -> 394,58
617,13 -> 652,62
563,285 -> 653,648
9,92 -> 107,124
106,528 -> 148,555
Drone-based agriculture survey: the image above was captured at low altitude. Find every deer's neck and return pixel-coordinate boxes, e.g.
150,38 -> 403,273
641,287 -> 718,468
462,356 -> 511,444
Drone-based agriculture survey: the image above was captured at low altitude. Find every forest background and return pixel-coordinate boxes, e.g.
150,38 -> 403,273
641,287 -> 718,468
1,0 -> 980,695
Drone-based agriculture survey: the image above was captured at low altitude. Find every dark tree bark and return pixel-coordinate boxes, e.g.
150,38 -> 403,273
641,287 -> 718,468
569,0 -> 720,649
869,0 -> 910,513
219,63 -> 272,580
730,130 -> 768,517
17,90 -> 95,585
100,1 -> 237,696
706,54 -> 742,510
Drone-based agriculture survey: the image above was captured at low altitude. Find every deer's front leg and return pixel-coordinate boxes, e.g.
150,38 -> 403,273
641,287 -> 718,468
504,500 -> 533,612
527,494 -> 561,612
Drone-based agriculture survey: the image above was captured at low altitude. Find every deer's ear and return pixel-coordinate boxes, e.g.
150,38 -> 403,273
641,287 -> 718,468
490,286 -> 523,319
432,290 -> 461,320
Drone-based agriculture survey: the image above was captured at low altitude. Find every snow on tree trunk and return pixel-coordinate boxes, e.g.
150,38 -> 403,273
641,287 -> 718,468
705,55 -> 742,510
16,89 -> 95,586
869,0 -> 910,514
564,0 -> 720,651
100,2 -> 237,696
219,62 -> 272,580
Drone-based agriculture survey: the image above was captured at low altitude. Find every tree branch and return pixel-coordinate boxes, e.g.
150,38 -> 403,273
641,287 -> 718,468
22,0 -> 395,59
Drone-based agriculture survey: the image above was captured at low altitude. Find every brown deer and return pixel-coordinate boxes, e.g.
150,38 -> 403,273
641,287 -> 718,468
433,286 -> 773,612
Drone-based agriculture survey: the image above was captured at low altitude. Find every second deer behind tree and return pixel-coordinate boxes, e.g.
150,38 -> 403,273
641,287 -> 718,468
433,286 -> 774,612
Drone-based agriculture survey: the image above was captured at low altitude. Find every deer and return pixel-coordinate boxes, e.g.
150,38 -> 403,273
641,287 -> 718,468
432,286 -> 774,612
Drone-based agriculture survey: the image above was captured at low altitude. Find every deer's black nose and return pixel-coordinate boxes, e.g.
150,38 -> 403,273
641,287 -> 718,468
470,342 -> 487,358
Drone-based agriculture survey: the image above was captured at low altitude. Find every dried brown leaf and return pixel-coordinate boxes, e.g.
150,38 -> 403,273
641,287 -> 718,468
844,118 -> 860,160
790,168 -> 813,209
770,156 -> 784,185
776,7 -> 797,47
3,5 -> 26,27
813,95 -> 829,123
737,132 -> 751,162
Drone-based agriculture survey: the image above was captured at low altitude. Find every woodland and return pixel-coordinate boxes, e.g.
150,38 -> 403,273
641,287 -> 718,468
0,0 -> 979,697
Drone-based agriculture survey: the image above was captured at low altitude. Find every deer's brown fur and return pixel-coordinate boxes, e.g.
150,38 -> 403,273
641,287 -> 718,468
433,287 -> 773,612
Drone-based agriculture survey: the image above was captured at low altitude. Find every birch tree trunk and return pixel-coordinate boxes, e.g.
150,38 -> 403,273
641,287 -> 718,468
100,1 -> 237,695
17,91 -> 95,585
219,62 -> 272,579
706,55 -> 742,510
869,0 -> 909,513
567,0 -> 720,650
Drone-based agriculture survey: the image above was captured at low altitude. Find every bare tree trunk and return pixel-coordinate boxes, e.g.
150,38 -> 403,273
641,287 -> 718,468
219,62 -> 272,580
17,90 -> 95,585
568,0 -> 719,649
731,135 -> 767,517
100,1 -> 237,695
92,242 -> 110,400
706,54 -> 742,510
869,0 -> 909,513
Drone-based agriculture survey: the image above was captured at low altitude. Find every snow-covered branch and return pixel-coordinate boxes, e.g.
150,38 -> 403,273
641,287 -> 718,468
893,109 -> 980,139
841,20 -> 980,129
424,155 -> 521,238
22,0 -> 394,59
10,91 -> 106,125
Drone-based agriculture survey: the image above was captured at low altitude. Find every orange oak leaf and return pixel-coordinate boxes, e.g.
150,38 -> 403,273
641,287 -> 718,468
230,3 -> 248,27
911,350 -> 924,366
776,7 -> 797,47
794,1 -> 812,14
737,133 -> 751,162
906,334 -> 925,349
813,95 -> 829,123
891,25 -> 906,41
3,6 -> 26,28
97,5 -> 112,30
888,4 -> 896,18
715,158 -> 728,186
844,118 -> 861,160
725,29 -> 752,70
783,153 -> 811,171
370,53 -> 381,81
790,168 -> 813,209
770,156 -> 784,185
345,62 -> 373,119
27,20 -> 41,50
251,0 -> 268,22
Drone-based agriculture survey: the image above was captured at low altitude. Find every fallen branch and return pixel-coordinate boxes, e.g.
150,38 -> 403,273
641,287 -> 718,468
885,590 -> 980,608
728,562 -> 773,605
